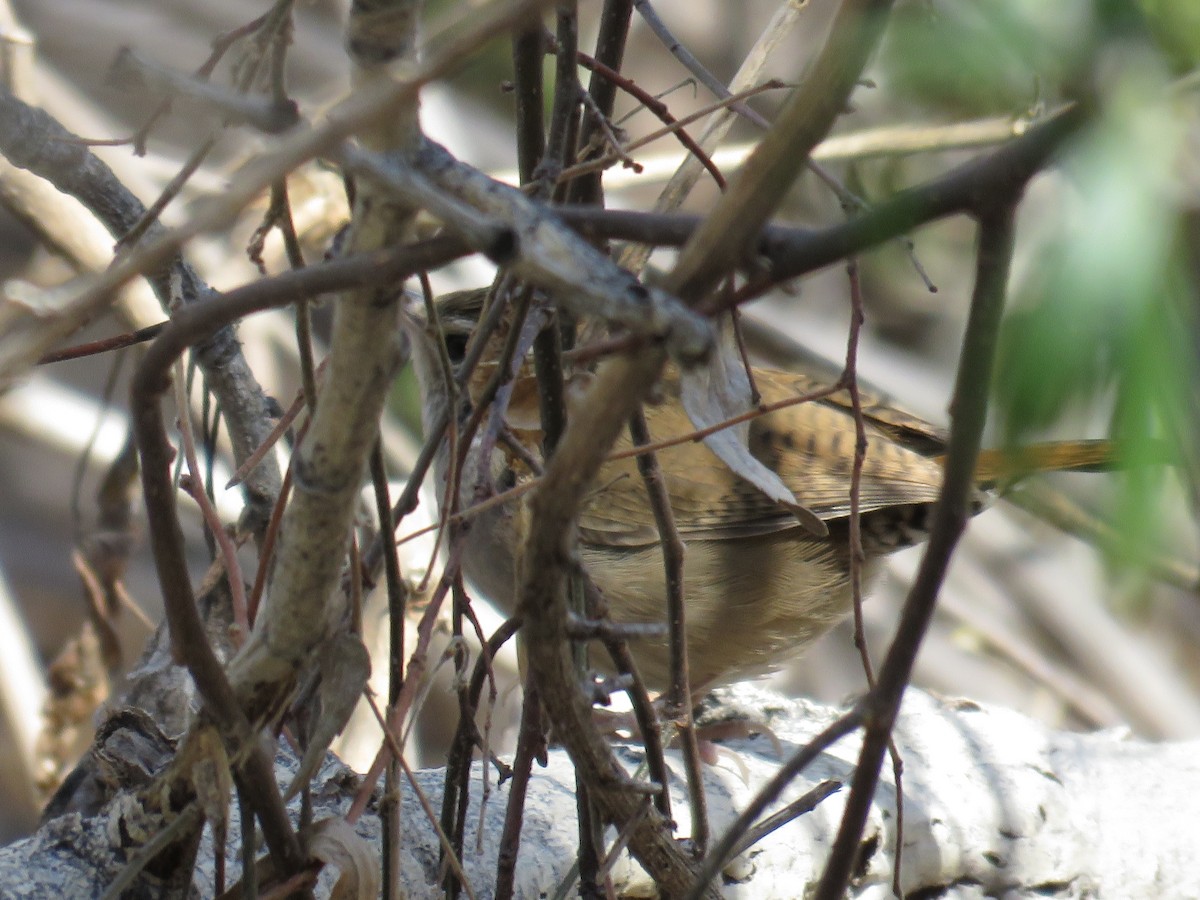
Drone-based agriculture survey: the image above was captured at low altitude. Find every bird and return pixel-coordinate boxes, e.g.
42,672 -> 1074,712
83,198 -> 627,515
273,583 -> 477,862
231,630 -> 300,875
401,289 -> 1115,693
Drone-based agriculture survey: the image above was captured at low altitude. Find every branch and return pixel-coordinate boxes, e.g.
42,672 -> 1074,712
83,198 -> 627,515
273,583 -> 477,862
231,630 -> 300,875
0,87 -> 283,525
544,102 -> 1087,304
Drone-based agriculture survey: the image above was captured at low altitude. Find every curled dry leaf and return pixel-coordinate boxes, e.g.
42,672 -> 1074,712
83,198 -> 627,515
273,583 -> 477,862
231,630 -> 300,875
304,816 -> 380,900
190,727 -> 232,830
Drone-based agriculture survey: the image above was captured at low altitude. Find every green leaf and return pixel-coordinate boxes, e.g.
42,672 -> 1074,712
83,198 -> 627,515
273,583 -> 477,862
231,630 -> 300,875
1138,0 -> 1200,69
994,57 -> 1190,576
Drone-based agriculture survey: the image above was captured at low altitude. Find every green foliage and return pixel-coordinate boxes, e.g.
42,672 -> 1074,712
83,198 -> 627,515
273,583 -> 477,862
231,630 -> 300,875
1138,0 -> 1200,70
883,1 -> 1093,114
993,55 -> 1194,571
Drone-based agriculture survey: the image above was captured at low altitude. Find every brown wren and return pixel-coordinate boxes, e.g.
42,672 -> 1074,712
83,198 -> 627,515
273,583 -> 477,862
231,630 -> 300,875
403,290 -> 1112,692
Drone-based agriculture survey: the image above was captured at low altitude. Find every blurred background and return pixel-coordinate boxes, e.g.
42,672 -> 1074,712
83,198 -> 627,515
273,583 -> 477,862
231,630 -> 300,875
1,0 -> 1197,847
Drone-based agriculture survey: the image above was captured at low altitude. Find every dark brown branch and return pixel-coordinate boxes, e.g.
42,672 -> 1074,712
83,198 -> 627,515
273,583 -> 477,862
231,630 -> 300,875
814,202 -> 1019,900
510,26 -> 546,186
568,0 -> 633,207
368,441 -> 407,899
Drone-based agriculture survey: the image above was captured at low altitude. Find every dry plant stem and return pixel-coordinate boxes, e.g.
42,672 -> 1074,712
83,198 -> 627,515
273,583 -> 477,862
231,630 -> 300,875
37,322 -> 167,364
444,615 -> 522,870
844,259 -> 871,683
577,79 -> 636,172
629,407 -> 708,855
226,368 -> 319,489
727,779 -> 843,861
581,576 -> 672,820
493,675 -> 546,900
599,111 -> 1043,191
555,80 -> 786,187
814,204 -> 1018,900
121,136 -> 218,250
349,538 -> 471,823
364,693 -> 480,900
258,179 -> 319,410
841,257 -> 906,896
443,572 -> 473,897
633,1 -> 733,108
173,364 -> 250,635
360,407 -> 449,579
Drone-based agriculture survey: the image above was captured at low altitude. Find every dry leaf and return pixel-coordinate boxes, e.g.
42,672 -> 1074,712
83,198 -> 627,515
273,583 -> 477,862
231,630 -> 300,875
305,816 -> 380,900
679,316 -> 827,536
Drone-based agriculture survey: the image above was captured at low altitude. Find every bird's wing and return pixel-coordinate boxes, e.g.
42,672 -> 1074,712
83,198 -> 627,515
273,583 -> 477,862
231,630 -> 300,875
578,368 -> 948,548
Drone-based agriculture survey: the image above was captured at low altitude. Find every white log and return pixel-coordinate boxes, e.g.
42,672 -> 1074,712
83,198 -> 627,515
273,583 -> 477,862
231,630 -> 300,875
3,685 -> 1197,898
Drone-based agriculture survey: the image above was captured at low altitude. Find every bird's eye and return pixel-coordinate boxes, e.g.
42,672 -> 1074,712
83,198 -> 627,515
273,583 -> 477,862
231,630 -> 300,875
442,331 -> 469,363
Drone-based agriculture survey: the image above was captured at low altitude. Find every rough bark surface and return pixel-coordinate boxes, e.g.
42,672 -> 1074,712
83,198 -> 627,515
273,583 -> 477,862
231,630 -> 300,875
2,686 -> 1196,898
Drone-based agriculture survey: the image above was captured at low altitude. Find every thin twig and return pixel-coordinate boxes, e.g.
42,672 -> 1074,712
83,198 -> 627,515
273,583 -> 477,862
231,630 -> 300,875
37,322 -> 166,365
628,408 -> 708,854
173,361 -> 249,636
364,693 -> 480,900
684,707 -> 866,900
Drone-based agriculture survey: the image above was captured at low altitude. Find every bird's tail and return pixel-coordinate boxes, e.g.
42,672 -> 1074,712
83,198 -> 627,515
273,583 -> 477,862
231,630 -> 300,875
963,439 -> 1121,485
